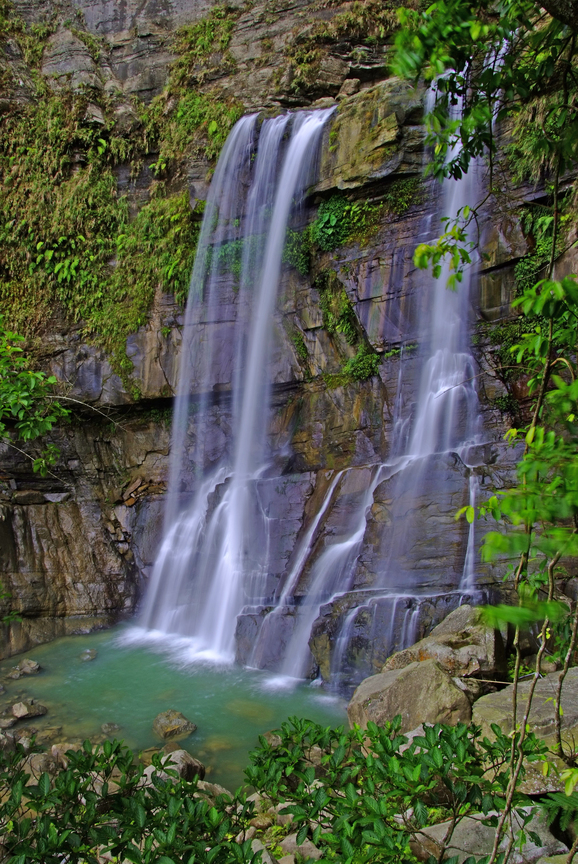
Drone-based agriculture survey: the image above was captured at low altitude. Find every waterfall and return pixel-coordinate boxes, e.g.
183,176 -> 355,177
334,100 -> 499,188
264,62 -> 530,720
258,84 -> 485,683
141,82 -> 487,685
141,109 -> 333,662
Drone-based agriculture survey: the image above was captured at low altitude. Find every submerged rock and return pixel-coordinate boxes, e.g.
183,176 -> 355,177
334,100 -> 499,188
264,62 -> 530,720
152,710 -> 197,740
101,722 -> 121,735
35,726 -> 63,746
12,700 -> 47,720
382,604 -> 506,682
79,649 -> 97,662
347,659 -> 471,732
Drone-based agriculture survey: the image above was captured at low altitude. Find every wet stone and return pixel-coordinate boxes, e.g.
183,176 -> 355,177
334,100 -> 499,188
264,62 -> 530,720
80,649 -> 97,662
12,700 -> 48,720
152,709 -> 197,740
7,658 -> 41,679
101,722 -> 121,735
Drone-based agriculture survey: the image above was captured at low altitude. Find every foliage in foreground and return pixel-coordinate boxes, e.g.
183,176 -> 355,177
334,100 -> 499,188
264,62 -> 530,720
0,715 -> 554,864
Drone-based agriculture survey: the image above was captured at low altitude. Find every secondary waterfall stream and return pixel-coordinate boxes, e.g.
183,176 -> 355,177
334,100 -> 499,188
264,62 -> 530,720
141,95 -> 487,687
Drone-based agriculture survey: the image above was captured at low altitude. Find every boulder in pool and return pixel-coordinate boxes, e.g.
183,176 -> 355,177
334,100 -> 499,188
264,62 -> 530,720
153,710 -> 197,740
7,658 -> 41,679
12,700 -> 48,720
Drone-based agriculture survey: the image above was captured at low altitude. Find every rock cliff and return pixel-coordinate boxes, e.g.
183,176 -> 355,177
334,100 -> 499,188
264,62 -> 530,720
0,0 -> 573,671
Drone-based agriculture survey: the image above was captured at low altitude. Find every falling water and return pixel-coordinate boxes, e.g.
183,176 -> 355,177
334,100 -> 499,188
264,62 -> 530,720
273,86 -> 486,684
142,81 -> 488,684
142,109 -> 333,661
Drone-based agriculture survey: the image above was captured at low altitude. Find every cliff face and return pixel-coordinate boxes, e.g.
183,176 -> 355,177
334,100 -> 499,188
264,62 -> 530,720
0,0 -> 570,670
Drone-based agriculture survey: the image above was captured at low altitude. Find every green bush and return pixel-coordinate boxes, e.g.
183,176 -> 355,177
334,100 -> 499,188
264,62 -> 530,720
342,342 -> 381,380
0,715 -> 550,864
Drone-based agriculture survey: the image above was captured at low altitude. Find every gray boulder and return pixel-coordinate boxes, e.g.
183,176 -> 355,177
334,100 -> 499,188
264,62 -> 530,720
410,807 -> 567,863
472,667 -> 578,793
383,604 -> 506,681
161,749 -> 205,781
152,710 -> 197,740
347,659 -> 471,732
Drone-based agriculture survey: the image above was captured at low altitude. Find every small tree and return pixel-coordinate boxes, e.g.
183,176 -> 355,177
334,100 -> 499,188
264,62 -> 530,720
0,315 -> 68,476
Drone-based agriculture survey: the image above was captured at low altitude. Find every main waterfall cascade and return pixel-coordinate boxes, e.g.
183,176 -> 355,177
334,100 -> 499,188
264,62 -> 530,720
141,96 -> 488,686
141,109 -> 334,661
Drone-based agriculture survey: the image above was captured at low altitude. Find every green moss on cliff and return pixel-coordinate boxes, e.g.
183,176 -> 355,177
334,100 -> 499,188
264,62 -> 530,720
0,82 -> 202,375
281,0 -> 399,94
0,1 -> 243,383
315,270 -> 359,345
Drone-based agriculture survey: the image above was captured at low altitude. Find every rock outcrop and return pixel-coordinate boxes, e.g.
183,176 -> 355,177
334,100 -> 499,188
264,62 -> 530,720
382,604 -> 507,681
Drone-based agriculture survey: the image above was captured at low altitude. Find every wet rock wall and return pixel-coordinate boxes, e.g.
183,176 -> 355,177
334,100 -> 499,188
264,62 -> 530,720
0,0 -> 562,671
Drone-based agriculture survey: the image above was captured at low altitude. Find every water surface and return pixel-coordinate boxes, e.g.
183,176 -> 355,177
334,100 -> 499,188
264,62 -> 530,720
0,626 -> 346,790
